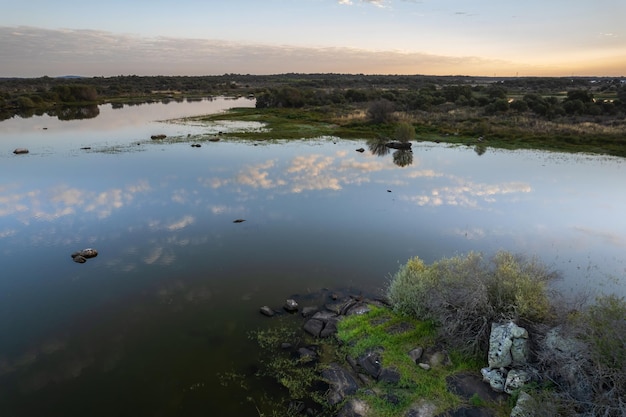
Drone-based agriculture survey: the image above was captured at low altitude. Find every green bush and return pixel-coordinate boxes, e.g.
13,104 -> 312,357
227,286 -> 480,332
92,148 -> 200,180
387,251 -> 558,354
394,122 -> 416,142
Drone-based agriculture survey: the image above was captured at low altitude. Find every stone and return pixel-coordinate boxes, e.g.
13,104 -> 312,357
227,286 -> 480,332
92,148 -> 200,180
303,318 -> 325,337
356,148 -> 365,153
480,367 -> 507,393
301,306 -> 319,317
283,299 -> 299,312
510,391 -> 533,417
71,248 -> 98,259
320,319 -> 338,338
259,306 -> 275,317
386,141 -> 412,150
346,304 -> 372,316
337,398 -> 370,417
151,134 -> 166,139
357,350 -> 383,379
504,369 -> 530,394
378,367 -> 401,385
418,363 -> 431,371
321,363 -> 359,406
408,347 -> 424,363
487,322 -> 528,369
405,401 -> 437,417
13,148 -> 29,154
298,347 -> 318,363
72,255 -> 87,263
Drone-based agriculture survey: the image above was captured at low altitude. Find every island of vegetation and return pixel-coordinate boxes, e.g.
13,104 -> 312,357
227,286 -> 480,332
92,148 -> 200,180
247,252 -> 625,417
2,74 -> 625,157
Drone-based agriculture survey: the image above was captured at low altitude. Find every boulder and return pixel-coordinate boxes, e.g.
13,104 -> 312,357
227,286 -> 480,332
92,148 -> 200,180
13,148 -> 29,154
386,141 -> 412,150
408,347 -> 424,363
504,369 -> 530,394
337,398 -> 370,417
303,318 -> 325,337
283,299 -> 299,312
259,306 -> 275,317
357,349 -> 383,379
480,368 -> 507,393
487,322 -> 528,369
322,363 -> 359,406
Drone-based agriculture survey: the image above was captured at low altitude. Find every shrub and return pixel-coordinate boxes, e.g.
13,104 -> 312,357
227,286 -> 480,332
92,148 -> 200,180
367,99 -> 395,123
387,251 -> 558,354
393,121 -> 416,142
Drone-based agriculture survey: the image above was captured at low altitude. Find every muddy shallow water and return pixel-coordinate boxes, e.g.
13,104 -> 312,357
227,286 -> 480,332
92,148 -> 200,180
1,97 -> 624,416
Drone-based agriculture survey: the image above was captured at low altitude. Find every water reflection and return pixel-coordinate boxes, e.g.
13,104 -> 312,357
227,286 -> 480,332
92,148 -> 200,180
0,99 -> 625,416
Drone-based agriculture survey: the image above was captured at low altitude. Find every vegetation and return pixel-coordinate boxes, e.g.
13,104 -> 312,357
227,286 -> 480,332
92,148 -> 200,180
2,74 -> 625,156
387,252 -> 626,416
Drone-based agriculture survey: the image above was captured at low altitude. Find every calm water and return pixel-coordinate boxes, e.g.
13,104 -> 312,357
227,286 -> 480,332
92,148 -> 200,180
1,98 -> 625,416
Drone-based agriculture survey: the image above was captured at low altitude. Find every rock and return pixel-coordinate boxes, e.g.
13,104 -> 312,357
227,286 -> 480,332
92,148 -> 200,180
233,219 -> 245,223
441,406 -> 495,417
259,306 -> 275,317
346,304 -> 371,315
487,322 -> 528,369
356,148 -> 365,153
71,248 -> 98,262
303,318 -> 325,337
378,367 -> 401,385
357,349 -> 383,379
321,363 -> 359,406
446,372 -> 507,403
504,369 -> 530,394
298,347 -> 318,363
13,148 -> 29,154
405,401 -> 437,417
301,306 -> 319,317
283,299 -> 299,312
320,319 -> 338,338
151,134 -> 166,139
280,342 -> 292,349
510,391 -> 533,417
386,141 -> 412,150
408,347 -> 424,363
480,367 -> 507,393
208,137 -> 220,142
191,143 -> 201,147
337,398 -> 370,417
418,363 -> 431,371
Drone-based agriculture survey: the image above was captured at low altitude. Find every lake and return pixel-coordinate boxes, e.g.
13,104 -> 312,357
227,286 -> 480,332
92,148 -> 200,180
1,97 -> 624,416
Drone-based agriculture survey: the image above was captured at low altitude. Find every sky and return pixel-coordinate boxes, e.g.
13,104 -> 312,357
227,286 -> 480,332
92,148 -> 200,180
1,0 -> 625,78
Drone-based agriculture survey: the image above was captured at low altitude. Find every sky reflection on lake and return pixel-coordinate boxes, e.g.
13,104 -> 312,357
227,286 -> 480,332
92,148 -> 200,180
1,98 -> 625,416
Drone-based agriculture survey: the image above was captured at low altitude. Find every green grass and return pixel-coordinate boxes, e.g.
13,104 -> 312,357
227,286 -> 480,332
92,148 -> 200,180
193,106 -> 626,158
336,306 -> 498,416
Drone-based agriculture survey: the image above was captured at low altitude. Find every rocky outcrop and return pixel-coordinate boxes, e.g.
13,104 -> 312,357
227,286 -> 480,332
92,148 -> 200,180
481,322 -> 532,394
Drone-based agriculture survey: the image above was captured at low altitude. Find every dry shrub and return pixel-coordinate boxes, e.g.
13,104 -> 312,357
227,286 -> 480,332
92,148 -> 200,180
387,251 -> 558,355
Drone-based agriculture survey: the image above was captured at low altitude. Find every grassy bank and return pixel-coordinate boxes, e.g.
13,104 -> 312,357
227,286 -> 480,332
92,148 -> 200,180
195,106 -> 626,158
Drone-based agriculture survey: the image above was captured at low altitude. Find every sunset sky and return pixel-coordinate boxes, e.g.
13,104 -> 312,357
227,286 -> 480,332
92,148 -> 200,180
1,0 -> 625,77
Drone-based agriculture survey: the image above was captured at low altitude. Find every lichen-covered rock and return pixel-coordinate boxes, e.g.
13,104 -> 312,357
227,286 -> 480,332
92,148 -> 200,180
488,322 -> 528,369
504,369 -> 530,394
481,367 -> 507,392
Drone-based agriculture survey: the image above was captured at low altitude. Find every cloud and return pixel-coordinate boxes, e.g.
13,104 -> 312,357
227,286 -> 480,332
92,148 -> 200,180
0,26 -> 538,77
403,180 -> 532,208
